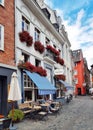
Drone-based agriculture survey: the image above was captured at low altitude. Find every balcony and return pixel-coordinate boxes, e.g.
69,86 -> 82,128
44,50 -> 56,64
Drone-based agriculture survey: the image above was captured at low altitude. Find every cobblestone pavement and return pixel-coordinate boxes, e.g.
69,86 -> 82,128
15,96 -> 93,130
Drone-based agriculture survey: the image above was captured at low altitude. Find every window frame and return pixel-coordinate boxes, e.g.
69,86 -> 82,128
23,73 -> 36,101
22,16 -> 30,32
22,52 -> 30,62
45,37 -> 50,46
35,58 -> 41,67
34,28 -> 40,41
0,24 -> 4,51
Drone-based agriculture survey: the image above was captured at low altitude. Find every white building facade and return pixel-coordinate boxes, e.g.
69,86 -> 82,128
15,0 -> 73,102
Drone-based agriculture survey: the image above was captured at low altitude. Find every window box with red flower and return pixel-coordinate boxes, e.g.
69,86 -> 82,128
19,31 -> 33,46
34,41 -> 45,54
18,62 -> 47,77
55,56 -> 64,65
46,45 -> 60,56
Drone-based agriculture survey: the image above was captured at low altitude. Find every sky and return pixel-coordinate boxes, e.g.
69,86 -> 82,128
44,0 -> 93,69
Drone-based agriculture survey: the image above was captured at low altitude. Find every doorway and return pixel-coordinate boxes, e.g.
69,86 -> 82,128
78,88 -> 81,95
0,76 -> 7,115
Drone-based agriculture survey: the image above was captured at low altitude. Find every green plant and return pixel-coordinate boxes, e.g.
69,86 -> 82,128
8,109 -> 24,122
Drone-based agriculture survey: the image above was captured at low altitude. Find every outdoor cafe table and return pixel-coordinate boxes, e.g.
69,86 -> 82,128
40,103 -> 50,107
33,105 -> 42,110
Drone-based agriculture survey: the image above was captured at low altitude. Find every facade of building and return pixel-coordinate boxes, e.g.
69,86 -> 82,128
84,58 -> 90,94
15,0 -> 73,102
72,49 -> 86,95
90,64 -> 93,88
0,0 -> 16,115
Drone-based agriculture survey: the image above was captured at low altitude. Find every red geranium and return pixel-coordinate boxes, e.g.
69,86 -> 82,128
19,31 -> 33,46
46,45 -> 60,56
34,41 -> 45,54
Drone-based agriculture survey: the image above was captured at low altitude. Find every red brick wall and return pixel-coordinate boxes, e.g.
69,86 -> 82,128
0,0 -> 15,66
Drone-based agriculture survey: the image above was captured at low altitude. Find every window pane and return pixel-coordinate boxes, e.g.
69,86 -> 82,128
25,91 -> 32,101
22,16 -> 29,31
0,25 -> 4,50
0,26 -> 1,48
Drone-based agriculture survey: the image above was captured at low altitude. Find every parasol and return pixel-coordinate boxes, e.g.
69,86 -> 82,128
8,72 -> 22,128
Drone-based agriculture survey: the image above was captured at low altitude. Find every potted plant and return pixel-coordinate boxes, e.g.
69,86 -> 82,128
8,109 -> 24,122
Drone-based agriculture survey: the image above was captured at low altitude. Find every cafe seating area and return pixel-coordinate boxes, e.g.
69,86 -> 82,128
17,99 -> 62,121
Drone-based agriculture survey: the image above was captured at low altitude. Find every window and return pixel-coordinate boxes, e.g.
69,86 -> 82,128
34,28 -> 40,41
45,37 -> 50,45
74,70 -> 77,75
22,16 -> 30,31
74,62 -> 77,66
24,73 -> 34,101
0,24 -> 4,51
58,49 -> 61,56
53,44 -> 56,49
35,59 -> 41,67
22,53 -> 29,62
74,78 -> 78,84
46,67 -> 52,82
0,0 -> 4,6
24,73 -> 33,88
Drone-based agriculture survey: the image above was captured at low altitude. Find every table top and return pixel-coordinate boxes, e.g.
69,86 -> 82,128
33,105 -> 41,110
40,103 -> 50,107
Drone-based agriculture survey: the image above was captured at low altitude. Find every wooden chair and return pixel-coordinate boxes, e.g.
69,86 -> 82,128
0,118 -> 12,130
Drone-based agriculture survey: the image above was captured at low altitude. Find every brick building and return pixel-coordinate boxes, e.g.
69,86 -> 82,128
0,0 -> 16,115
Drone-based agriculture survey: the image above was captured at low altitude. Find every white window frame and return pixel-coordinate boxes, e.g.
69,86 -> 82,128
34,28 -> 40,41
22,16 -> 30,32
74,78 -> 78,84
0,0 -> 4,6
23,73 -> 35,101
0,24 -> 4,51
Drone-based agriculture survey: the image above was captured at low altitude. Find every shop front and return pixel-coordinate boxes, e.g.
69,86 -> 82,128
22,70 -> 56,102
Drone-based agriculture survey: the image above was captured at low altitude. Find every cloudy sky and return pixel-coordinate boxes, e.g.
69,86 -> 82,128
44,0 -> 93,69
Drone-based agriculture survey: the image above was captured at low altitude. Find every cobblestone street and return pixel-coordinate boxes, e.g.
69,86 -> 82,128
15,96 -> 93,130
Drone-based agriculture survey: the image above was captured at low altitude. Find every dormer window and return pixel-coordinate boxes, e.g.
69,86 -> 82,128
42,8 -> 50,19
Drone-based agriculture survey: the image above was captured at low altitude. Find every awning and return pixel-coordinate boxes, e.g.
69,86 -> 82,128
24,70 -> 56,95
58,80 -> 74,90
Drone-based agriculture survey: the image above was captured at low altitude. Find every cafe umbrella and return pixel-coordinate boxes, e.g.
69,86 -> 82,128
8,72 -> 22,127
